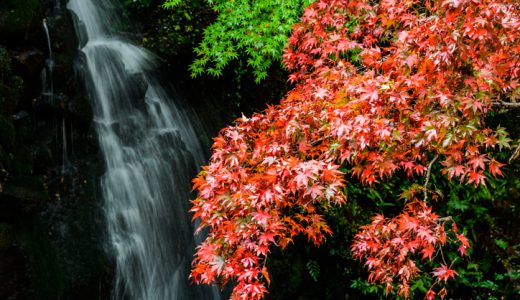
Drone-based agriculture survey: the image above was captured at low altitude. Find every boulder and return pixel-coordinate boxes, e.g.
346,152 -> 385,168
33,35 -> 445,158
12,48 -> 45,79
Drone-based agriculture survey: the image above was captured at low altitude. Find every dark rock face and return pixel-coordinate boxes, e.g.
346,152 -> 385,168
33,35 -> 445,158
0,0 -> 43,47
0,1 -> 111,299
0,223 -> 28,300
12,49 -> 46,79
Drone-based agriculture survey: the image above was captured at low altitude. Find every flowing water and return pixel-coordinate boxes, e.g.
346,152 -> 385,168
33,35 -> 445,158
67,0 -> 220,299
43,17 -> 69,173
41,18 -> 54,100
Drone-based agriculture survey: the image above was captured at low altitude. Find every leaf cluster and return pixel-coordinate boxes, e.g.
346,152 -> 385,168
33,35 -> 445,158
188,0 -> 519,299
163,0 -> 314,82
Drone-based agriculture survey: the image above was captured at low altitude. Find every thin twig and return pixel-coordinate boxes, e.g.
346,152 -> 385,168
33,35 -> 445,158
436,216 -> 452,223
439,243 -> 448,266
492,101 -> 520,109
509,142 -> 520,164
424,154 -> 440,201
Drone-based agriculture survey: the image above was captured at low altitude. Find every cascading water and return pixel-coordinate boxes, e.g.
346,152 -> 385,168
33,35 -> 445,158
41,18 -> 54,101
42,17 -> 70,173
67,0 -> 220,299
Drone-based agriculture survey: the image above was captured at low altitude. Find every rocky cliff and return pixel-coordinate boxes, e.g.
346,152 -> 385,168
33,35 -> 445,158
0,1 -> 110,299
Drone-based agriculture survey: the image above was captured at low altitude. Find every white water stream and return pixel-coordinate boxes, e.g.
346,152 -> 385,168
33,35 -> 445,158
67,0 -> 220,299
41,19 -> 54,100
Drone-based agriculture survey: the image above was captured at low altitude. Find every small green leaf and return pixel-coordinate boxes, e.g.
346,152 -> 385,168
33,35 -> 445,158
494,239 -> 508,250
306,259 -> 320,282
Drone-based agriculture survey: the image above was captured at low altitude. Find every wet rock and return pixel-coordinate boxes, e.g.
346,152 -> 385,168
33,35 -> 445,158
12,49 -> 45,79
0,222 -> 28,300
67,11 -> 87,49
12,110 -> 29,121
1,176 -> 49,207
0,83 -> 21,115
0,47 -> 24,115
68,94 -> 92,121
40,91 -> 68,110
0,115 -> 15,150
47,6 -> 78,56
45,7 -> 80,96
0,2 -> 109,299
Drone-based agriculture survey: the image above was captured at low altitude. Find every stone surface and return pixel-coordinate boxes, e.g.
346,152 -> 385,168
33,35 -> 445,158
12,49 -> 45,79
0,1 -> 110,299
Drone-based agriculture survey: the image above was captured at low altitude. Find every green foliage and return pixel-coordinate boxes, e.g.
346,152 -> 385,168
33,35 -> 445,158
125,2 -> 519,298
271,136 -> 519,299
306,259 -> 320,282
162,0 -> 182,8
1,0 -> 41,31
441,169 -> 520,298
124,0 -> 155,8
163,0 -> 314,82
127,0 -> 210,59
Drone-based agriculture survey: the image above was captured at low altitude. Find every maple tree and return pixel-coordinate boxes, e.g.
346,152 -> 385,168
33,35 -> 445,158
188,0 -> 520,299
163,0 -> 313,81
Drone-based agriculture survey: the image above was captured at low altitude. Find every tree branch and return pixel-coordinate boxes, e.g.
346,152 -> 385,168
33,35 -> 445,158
509,142 -> 520,164
436,216 -> 453,222
492,101 -> 520,109
424,154 -> 440,201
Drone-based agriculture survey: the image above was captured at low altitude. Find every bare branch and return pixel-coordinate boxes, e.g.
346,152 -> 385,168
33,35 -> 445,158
492,101 -> 520,109
509,142 -> 520,164
436,216 -> 453,222
424,154 -> 440,201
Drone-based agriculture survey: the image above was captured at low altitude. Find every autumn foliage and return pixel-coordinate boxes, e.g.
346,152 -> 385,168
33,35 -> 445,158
351,200 -> 470,298
189,0 -> 520,299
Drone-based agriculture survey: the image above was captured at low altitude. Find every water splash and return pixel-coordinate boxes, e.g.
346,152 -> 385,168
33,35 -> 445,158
67,0 -> 220,299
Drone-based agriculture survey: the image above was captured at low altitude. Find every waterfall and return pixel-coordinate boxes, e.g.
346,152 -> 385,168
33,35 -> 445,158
43,17 -> 69,173
43,16 -> 71,174
41,18 -> 54,100
61,117 -> 69,174
67,0 -> 220,299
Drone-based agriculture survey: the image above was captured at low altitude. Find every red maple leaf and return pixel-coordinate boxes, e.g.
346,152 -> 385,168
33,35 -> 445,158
432,265 -> 458,283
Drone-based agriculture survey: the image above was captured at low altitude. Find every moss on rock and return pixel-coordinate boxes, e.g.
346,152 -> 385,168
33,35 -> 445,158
0,0 -> 42,43
0,47 -> 23,114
